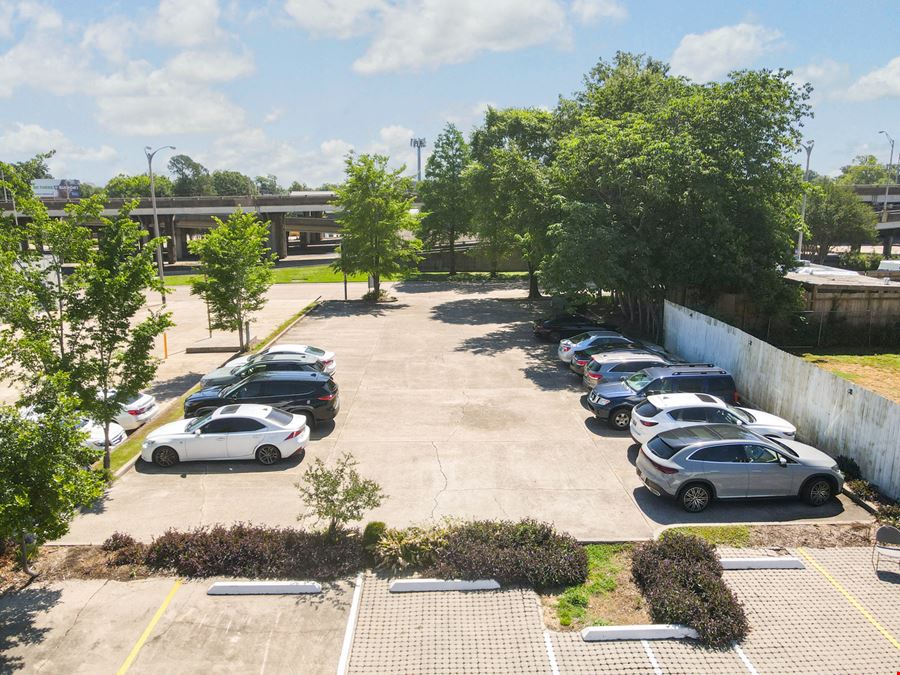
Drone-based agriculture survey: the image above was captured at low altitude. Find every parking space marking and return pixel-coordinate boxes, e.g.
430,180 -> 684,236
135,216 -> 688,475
797,548 -> 900,651
640,640 -> 663,675
733,643 -> 759,675
337,573 -> 364,675
543,632 -> 560,675
116,579 -> 182,675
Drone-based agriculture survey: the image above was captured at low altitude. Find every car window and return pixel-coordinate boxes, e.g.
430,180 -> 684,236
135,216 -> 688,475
260,380 -> 305,396
624,371 -> 652,392
266,409 -> 294,426
232,381 -> 263,398
229,418 -> 266,432
709,408 -> 741,424
708,377 -> 735,396
745,444 -> 779,463
201,418 -> 232,433
671,407 -> 710,422
647,436 -> 677,459
690,444 -> 748,463
725,406 -> 753,423
186,414 -> 211,432
569,332 -> 590,343
609,363 -> 633,373
634,401 -> 661,417
670,377 -> 706,393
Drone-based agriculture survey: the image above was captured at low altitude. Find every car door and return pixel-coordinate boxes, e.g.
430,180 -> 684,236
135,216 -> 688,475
190,418 -> 232,460
689,444 -> 749,498
227,380 -> 264,404
225,417 -> 267,458
744,444 -> 797,496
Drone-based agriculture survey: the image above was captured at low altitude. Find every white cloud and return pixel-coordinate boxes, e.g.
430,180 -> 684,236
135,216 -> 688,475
82,17 -> 134,63
0,122 -> 117,175
0,2 -> 15,39
264,107 -> 285,124
669,22 -> 783,82
353,0 -> 570,74
846,56 -> 900,101
283,0 -> 385,39
444,100 -> 495,131
153,0 -> 224,46
570,0 -> 626,23
165,48 -> 255,83
790,58 -> 851,102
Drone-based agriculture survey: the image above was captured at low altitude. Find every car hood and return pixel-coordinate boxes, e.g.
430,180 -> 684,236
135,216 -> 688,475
186,386 -> 227,403
147,418 -> 193,441
202,366 -> 235,382
777,438 -> 836,467
743,408 -> 796,434
592,380 -> 633,398
83,420 -> 125,444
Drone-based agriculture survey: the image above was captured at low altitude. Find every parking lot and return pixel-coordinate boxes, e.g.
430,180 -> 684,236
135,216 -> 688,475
59,281 -> 869,545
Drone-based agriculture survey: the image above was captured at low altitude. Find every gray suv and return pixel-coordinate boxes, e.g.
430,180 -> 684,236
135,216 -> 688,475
635,424 -> 843,512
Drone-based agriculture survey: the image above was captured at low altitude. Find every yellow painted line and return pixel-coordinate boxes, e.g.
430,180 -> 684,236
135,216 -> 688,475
117,579 -> 182,675
797,548 -> 900,651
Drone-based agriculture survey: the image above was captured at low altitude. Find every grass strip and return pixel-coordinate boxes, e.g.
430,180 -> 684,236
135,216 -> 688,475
663,525 -> 750,547
555,543 -> 628,627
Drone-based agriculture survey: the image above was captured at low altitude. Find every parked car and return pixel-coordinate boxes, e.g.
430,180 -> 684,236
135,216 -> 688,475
99,389 -> 159,431
635,424 -> 843,512
226,344 -> 336,375
630,393 -> 796,445
569,339 -> 668,374
582,351 -> 671,389
557,331 -> 633,363
22,406 -> 127,451
533,314 -> 617,341
141,404 -> 309,467
184,371 -> 339,427
200,353 -> 326,388
587,364 -> 738,430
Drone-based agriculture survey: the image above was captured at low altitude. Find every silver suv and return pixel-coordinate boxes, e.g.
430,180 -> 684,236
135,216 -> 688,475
635,424 -> 843,512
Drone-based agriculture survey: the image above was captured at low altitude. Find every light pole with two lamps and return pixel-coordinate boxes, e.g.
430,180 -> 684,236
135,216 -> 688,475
879,130 -> 895,224
796,140 -> 814,260
145,144 -> 175,358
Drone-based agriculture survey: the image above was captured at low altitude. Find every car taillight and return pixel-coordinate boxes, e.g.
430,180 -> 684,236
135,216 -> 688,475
321,359 -> 333,365
318,393 -> 336,401
563,346 -> 571,352
640,420 -> 658,427
127,405 -> 148,416
285,428 -> 303,440
575,359 -> 588,366
647,455 -> 678,474
587,372 -> 601,380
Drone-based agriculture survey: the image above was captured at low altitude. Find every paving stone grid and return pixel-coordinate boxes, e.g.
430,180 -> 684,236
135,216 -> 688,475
347,547 -> 900,674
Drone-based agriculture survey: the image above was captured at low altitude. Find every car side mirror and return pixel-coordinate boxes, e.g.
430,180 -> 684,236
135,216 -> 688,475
194,429 -> 202,436
619,376 -> 626,381
778,456 -> 787,467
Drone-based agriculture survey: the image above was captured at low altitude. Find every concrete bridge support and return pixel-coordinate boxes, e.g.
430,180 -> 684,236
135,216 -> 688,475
267,212 -> 287,259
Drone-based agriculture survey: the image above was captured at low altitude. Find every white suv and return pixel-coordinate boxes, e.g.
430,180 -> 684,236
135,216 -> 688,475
629,393 -> 796,445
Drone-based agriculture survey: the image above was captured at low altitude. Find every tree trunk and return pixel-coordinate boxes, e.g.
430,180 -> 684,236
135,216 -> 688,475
527,263 -> 541,299
20,531 -> 35,577
448,229 -> 456,276
103,421 -> 111,470
373,274 -> 380,297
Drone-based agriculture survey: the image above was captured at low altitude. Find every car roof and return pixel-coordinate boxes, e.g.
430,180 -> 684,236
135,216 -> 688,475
590,350 -> 667,364
254,353 -> 318,363
641,364 -> 730,378
212,403 -> 272,418
656,423 -> 760,449
244,370 -> 330,382
646,393 -> 724,408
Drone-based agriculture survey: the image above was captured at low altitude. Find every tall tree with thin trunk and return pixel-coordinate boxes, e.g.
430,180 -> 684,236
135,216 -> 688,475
189,210 -> 276,350
419,123 -> 472,275
331,154 -> 422,298
805,178 -> 879,263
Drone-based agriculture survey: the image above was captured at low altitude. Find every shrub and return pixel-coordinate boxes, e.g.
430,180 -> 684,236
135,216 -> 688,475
835,456 -> 861,480
102,532 -> 145,566
632,533 -> 747,647
847,478 -> 880,502
144,524 -> 365,579
879,504 -> 900,527
362,521 -> 387,550
427,519 -> 587,589
102,532 -> 138,552
374,525 -> 447,572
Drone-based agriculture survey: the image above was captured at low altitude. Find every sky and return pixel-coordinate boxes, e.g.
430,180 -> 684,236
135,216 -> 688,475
1,0 -> 899,187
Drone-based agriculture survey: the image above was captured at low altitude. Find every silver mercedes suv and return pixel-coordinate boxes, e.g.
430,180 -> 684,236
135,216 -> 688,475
635,424 -> 843,512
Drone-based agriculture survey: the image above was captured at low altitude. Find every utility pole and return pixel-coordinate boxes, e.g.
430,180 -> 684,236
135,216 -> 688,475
410,137 -> 426,182
880,131 -> 895,223
145,144 -> 175,358
796,140 -> 814,260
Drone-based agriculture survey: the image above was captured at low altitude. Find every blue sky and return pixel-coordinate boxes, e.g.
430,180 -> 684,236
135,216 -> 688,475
1,0 -> 899,186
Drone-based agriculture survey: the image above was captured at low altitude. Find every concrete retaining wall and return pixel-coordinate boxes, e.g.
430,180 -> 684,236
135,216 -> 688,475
663,300 -> 900,500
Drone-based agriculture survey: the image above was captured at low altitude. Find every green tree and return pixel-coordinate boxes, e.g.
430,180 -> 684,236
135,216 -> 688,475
297,452 -> 384,542
805,179 -> 879,262
188,210 -> 276,350
255,174 -> 284,195
6,151 -> 56,182
0,380 -> 106,574
67,197 -> 173,469
105,173 -> 174,198
332,154 -> 422,298
212,170 -> 255,196
836,155 -> 892,186
419,123 -> 472,275
168,154 -> 215,196
288,180 -> 311,192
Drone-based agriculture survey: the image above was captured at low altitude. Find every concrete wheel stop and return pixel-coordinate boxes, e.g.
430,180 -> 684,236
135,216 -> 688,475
581,624 -> 699,641
207,581 -> 322,595
388,579 -> 500,593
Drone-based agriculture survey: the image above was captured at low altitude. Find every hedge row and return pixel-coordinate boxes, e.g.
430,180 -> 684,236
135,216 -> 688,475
632,533 -> 748,647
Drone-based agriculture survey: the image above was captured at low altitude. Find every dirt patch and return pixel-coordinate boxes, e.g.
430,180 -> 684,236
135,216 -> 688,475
1,545 -> 152,594
801,353 -> 900,403
746,522 -> 872,548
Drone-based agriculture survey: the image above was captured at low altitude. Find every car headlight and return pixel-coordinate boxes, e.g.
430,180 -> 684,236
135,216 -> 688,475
596,397 -> 610,405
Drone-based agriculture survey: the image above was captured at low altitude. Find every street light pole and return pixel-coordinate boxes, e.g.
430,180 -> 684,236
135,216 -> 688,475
410,137 -> 426,182
145,144 -> 175,357
796,140 -> 814,259
879,131 -> 895,223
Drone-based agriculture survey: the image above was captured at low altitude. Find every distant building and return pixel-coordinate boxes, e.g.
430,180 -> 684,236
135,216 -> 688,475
31,179 -> 81,199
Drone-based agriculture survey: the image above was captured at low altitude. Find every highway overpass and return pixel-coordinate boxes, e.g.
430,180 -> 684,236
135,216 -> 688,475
850,184 -> 900,255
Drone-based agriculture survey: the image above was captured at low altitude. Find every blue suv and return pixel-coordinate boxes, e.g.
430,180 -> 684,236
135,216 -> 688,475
587,364 -> 738,430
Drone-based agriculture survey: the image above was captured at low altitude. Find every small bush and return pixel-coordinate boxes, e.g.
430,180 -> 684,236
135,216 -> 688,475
879,504 -> 900,527
362,521 -> 387,550
427,519 -> 587,589
835,456 -> 862,480
375,525 -> 447,572
847,478 -> 881,502
144,524 -> 365,579
632,533 -> 747,647
102,532 -> 138,552
362,289 -> 395,303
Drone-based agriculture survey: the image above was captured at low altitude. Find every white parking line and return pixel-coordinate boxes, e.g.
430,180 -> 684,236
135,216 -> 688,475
733,643 -> 760,675
543,631 -> 560,675
641,639 -> 663,675
336,573 -> 364,675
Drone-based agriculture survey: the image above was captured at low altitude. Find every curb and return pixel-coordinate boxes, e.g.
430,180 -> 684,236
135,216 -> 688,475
581,624 -> 699,642
207,581 -> 322,595
720,556 -> 804,570
388,579 -> 500,593
841,486 -> 880,516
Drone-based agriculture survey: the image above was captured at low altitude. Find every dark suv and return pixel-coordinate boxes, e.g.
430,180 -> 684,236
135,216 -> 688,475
587,364 -> 738,430
184,371 -> 339,426
533,314 -> 617,341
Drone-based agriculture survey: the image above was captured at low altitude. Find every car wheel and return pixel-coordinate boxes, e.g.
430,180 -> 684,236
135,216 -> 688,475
152,446 -> 179,468
679,483 -> 712,512
803,477 -> 833,506
256,444 -> 281,466
609,407 -> 632,430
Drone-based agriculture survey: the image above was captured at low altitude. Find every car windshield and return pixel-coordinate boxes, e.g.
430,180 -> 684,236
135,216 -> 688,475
647,436 -> 677,459
624,371 -> 651,392
569,332 -> 591,343
766,437 -> 799,458
185,414 -> 211,432
727,406 -> 754,423
266,409 -> 294,426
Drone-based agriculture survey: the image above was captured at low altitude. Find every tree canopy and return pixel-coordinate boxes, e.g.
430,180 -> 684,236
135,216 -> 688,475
169,154 -> 215,196
105,173 -> 174,198
837,155 -> 893,186
805,178 -> 879,263
212,170 -> 255,196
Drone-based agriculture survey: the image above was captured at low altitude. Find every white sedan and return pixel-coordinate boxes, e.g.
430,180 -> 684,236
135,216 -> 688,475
630,392 -> 797,445
21,406 -> 126,451
141,404 -> 310,467
100,390 -> 160,431
226,344 -> 336,375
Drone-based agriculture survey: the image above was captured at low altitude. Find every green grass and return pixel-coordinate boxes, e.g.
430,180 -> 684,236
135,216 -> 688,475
556,544 -> 628,627
663,525 -> 750,547
800,350 -> 899,403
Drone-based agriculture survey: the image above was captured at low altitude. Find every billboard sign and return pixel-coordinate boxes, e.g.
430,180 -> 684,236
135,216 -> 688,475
30,179 -> 82,199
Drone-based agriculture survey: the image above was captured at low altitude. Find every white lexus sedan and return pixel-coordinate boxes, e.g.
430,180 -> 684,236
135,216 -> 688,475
630,393 -> 796,445
141,404 -> 309,467
225,344 -> 336,375
99,389 -> 160,431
